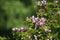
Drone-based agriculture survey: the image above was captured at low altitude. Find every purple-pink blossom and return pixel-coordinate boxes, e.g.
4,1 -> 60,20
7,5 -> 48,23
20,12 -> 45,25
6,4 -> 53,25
35,17 -> 39,22
23,27 -> 28,32
40,22 -> 44,27
31,15 -> 35,20
45,28 -> 51,33
32,19 -> 36,23
19,27 -> 28,32
39,9 -> 44,13
19,27 -> 24,32
28,34 -> 32,39
12,27 -> 18,32
41,0 -> 46,9
40,18 -> 46,23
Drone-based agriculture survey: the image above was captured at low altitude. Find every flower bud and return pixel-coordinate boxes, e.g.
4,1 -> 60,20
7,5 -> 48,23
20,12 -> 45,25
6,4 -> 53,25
45,28 -> 51,33
31,15 -> 35,20
12,28 -> 18,32
23,27 -> 28,32
39,9 -> 44,13
19,27 -> 24,32
28,34 -> 32,39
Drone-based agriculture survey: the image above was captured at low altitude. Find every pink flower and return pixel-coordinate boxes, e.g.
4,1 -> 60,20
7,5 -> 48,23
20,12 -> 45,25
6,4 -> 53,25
39,9 -> 44,13
41,0 -> 46,9
40,18 -> 46,23
31,16 -> 39,23
31,15 -> 35,20
19,27 -> 28,32
35,17 -> 39,22
32,19 -> 36,23
19,27 -> 24,32
28,34 -> 32,39
40,22 -> 44,27
12,27 -> 18,32
23,27 -> 28,32
41,0 -> 46,4
31,15 -> 35,23
45,28 -> 51,33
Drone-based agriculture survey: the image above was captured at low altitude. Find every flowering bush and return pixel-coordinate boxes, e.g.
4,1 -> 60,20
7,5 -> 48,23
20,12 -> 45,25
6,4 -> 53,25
12,0 -> 60,40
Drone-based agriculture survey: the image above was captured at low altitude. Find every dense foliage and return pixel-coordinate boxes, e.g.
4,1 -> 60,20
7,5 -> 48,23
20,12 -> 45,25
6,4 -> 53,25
12,0 -> 60,40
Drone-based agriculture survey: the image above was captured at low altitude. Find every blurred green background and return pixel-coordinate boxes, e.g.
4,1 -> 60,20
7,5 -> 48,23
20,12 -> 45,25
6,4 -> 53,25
0,0 -> 36,29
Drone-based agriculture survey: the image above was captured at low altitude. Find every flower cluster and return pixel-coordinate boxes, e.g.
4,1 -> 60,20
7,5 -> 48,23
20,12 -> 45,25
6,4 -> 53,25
12,27 -> 28,32
26,15 -> 51,30
36,0 -> 46,9
26,16 -> 46,27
